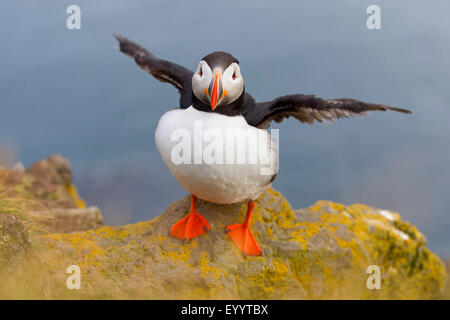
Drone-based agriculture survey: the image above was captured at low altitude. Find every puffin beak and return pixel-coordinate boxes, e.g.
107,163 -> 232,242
208,70 -> 223,110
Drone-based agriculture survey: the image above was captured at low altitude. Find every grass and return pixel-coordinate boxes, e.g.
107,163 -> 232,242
0,169 -> 56,237
443,260 -> 450,300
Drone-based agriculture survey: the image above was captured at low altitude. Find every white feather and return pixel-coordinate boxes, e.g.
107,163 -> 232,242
155,107 -> 278,204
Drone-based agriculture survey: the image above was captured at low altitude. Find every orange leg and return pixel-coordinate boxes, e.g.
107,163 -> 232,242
170,194 -> 210,242
226,201 -> 262,257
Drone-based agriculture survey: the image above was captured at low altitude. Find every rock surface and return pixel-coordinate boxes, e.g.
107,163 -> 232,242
0,154 -> 104,233
29,207 -> 104,234
0,155 -> 447,299
41,189 -> 446,299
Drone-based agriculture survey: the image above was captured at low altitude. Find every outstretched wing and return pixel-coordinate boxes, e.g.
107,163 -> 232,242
244,94 -> 411,128
114,34 -> 194,108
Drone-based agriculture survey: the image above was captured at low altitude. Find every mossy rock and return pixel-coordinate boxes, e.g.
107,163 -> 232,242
0,155 -> 103,234
35,188 -> 446,299
1,154 -> 87,210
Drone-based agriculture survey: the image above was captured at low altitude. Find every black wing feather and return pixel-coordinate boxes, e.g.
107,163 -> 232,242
114,34 -> 194,108
244,94 -> 411,128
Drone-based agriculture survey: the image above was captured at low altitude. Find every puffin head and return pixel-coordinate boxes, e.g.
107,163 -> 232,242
192,51 -> 244,112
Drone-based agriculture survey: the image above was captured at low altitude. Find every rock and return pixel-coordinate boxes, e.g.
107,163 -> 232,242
26,154 -> 83,209
444,261 -> 450,299
11,162 -> 25,173
29,207 -> 103,233
38,188 -> 446,299
0,154 -> 104,232
0,155 -> 446,298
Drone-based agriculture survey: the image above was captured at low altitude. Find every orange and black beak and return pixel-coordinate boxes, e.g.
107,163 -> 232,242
208,70 -> 223,110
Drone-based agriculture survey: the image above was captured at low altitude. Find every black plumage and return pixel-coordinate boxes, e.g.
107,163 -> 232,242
245,95 -> 411,129
202,51 -> 239,71
115,35 -> 411,128
115,34 -> 193,108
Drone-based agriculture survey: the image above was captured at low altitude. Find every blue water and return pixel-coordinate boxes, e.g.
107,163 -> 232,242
1,0 -> 449,256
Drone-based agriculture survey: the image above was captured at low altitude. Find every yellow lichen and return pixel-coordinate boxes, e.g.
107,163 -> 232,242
1,187 -> 446,299
65,183 -> 86,209
199,252 -> 220,280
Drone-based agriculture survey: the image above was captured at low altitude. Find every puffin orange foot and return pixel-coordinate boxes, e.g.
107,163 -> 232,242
226,201 -> 262,256
170,194 -> 210,242
226,223 -> 262,256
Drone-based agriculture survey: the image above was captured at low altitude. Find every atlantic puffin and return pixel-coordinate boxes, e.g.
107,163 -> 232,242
114,35 -> 411,256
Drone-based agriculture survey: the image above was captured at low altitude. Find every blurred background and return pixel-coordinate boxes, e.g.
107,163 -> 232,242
0,0 -> 449,257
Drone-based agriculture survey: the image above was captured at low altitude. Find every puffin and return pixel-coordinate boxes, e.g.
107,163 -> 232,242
114,35 -> 411,256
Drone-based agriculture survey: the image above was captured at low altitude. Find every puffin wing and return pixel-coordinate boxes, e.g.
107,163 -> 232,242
115,34 -> 194,108
244,94 -> 411,128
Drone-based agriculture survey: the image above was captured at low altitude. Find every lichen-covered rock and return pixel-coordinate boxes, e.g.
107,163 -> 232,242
30,207 -> 103,233
5,154 -> 86,209
0,155 -> 104,233
38,188 -> 446,299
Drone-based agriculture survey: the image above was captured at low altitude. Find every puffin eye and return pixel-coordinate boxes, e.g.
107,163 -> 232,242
199,68 -> 203,77
232,71 -> 237,80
